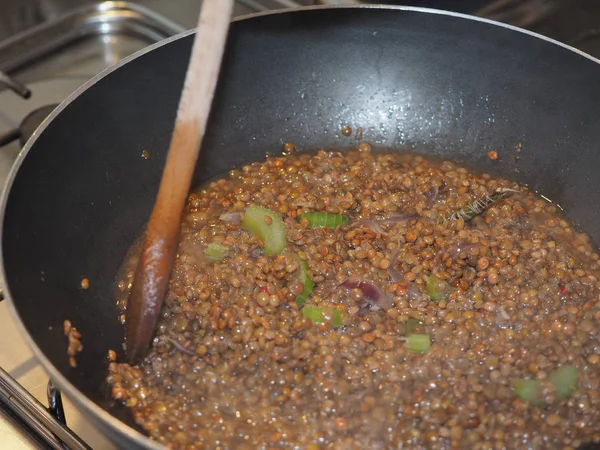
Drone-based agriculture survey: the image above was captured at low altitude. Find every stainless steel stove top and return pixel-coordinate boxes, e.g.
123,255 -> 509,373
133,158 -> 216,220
1,1 -> 599,448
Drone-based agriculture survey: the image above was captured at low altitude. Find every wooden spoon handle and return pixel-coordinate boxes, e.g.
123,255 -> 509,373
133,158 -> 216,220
126,0 -> 236,364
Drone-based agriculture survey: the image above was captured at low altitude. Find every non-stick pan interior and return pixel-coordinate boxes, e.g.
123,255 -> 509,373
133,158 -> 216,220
2,6 -> 600,446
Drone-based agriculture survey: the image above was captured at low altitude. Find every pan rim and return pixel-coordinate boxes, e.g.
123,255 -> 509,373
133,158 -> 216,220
1,4 -> 599,448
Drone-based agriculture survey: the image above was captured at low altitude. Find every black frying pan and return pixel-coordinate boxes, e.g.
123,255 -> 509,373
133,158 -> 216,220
1,5 -> 599,449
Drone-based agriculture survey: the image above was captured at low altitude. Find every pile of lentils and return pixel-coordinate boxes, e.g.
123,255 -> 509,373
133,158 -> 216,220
108,145 -> 600,449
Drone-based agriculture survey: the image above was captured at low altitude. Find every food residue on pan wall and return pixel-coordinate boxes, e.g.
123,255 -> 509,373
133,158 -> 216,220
63,320 -> 82,368
515,142 -> 522,164
340,125 -> 364,141
341,125 -> 352,136
355,127 -> 363,140
282,142 -> 296,155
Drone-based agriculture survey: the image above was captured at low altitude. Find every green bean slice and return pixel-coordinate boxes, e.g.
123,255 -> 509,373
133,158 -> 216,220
299,212 -> 348,229
302,306 -> 343,328
548,365 -> 578,402
405,334 -> 431,353
427,275 -> 452,303
242,206 -> 287,255
204,242 -> 230,260
295,257 -> 314,308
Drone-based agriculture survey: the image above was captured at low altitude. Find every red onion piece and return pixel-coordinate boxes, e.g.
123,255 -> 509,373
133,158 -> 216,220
388,247 -> 405,282
496,307 -> 511,327
406,284 -> 428,308
327,197 -> 345,207
340,278 -> 392,310
379,214 -> 418,224
219,212 -> 243,226
388,266 -> 404,283
355,219 -> 387,235
425,185 -> 439,206
447,242 -> 481,259
354,214 -> 417,235
164,337 -> 195,356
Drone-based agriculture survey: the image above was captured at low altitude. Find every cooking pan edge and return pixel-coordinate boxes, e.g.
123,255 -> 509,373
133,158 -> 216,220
1,4 -> 600,449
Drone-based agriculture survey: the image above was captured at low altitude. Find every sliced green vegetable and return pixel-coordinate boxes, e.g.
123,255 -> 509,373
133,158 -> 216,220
242,206 -> 287,255
406,317 -> 423,335
404,334 -> 431,353
204,242 -> 230,260
548,365 -> 578,402
514,364 -> 579,407
302,306 -> 325,324
332,309 -> 343,328
299,212 -> 348,229
514,379 -> 545,407
295,257 -> 314,308
426,275 -> 452,303
302,306 -> 343,328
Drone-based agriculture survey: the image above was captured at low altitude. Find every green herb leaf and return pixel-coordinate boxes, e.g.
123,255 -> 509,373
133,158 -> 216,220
443,190 -> 513,223
299,212 -> 348,229
242,206 -> 287,255
548,365 -> 578,402
405,334 -> 431,353
426,275 -> 452,303
204,242 -> 230,260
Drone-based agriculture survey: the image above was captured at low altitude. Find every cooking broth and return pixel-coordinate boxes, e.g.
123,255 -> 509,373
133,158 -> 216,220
109,145 -> 600,449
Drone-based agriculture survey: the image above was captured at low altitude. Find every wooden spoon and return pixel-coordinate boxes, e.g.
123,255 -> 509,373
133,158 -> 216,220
125,0 -> 236,364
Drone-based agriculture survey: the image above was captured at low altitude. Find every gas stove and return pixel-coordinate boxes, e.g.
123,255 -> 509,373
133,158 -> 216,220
1,1 -> 599,448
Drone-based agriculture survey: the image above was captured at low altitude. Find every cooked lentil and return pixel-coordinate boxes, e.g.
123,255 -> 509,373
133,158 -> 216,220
109,148 -> 600,449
